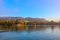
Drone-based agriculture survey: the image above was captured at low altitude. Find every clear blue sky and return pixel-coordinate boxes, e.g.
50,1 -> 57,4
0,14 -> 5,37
0,0 -> 60,21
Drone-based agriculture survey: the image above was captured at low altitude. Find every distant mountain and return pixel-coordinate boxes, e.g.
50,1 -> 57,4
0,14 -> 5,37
25,17 -> 47,22
0,17 -> 48,22
0,17 -> 24,20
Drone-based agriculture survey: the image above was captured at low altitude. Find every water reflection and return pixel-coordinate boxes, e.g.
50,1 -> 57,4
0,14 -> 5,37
59,25 -> 60,30
50,26 -> 55,32
0,25 -> 60,40
0,25 -> 60,32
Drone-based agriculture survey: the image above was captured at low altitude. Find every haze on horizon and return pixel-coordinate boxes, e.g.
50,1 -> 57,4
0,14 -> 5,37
0,0 -> 60,22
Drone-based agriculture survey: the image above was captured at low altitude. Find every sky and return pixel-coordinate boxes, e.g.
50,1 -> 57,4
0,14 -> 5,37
0,0 -> 60,21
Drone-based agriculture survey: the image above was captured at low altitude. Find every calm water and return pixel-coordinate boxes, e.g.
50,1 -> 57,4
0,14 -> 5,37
0,25 -> 60,40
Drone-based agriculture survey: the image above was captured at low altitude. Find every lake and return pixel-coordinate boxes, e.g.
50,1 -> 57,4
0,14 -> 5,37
0,25 -> 60,40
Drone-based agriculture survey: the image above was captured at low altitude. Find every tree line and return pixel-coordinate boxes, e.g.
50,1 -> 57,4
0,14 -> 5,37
0,20 -> 60,26
0,20 -> 60,31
